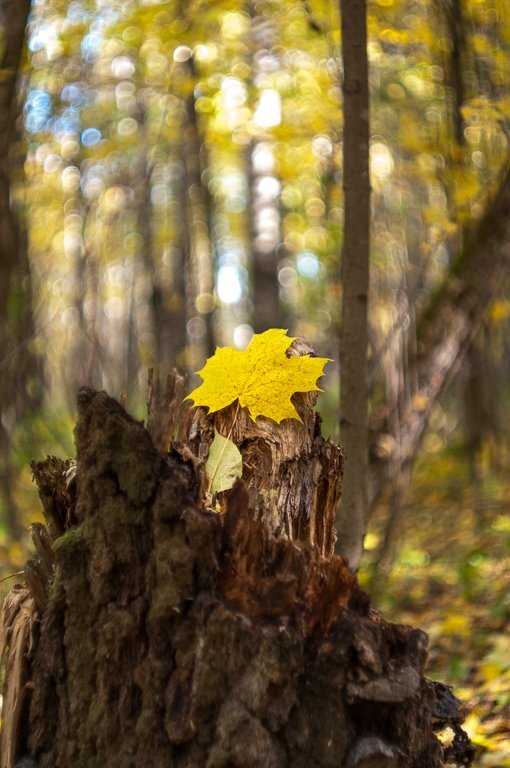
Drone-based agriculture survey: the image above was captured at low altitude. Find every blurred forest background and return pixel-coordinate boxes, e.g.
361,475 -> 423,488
1,0 -> 510,763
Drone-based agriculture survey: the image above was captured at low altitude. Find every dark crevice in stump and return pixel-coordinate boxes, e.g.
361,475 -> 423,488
0,377 -> 474,768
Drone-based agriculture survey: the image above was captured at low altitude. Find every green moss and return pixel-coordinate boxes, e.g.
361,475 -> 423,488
53,525 -> 85,552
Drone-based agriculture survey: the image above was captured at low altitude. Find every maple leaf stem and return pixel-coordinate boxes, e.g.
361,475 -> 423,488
0,570 -> 25,584
207,399 -> 241,494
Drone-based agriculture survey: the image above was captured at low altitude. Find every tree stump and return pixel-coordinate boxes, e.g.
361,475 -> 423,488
0,375 -> 473,768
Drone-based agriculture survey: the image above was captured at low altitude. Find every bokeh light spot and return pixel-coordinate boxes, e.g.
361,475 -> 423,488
233,324 -> 254,350
217,265 -> 242,304
296,251 -> 319,279
81,128 -> 101,147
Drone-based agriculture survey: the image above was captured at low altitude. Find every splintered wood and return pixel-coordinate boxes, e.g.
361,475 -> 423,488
0,587 -> 36,768
220,481 -> 366,633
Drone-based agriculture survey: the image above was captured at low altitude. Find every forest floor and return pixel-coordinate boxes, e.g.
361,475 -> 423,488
1,434 -> 509,766
362,444 -> 510,768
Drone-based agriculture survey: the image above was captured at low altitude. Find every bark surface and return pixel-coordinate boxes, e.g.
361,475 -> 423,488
1,383 -> 472,768
338,0 -> 371,570
0,0 -> 37,540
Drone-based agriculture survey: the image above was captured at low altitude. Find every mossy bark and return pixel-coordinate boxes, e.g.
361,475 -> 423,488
2,386 -> 472,767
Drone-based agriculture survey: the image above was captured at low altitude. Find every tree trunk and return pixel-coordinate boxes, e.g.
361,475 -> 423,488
1,370 -> 472,767
248,139 -> 282,335
337,0 -> 371,570
247,4 -> 282,335
180,56 -> 216,364
0,0 -> 37,539
0,0 -> 30,281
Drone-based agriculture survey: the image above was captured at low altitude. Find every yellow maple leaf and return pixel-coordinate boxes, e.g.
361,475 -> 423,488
186,328 -> 331,424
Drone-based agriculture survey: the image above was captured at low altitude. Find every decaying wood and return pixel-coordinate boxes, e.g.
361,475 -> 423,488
146,368 -> 186,455
0,587 -> 36,768
0,382 -> 473,767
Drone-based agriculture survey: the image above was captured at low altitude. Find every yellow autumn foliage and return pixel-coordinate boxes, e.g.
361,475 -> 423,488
186,328 -> 331,423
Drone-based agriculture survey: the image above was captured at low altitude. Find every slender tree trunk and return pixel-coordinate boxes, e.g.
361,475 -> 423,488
133,120 -> 187,373
463,329 -> 494,528
0,0 -> 30,294
246,2 -> 282,334
337,0 -> 371,570
0,0 -> 35,539
180,56 -> 215,363
442,0 -> 467,146
248,140 -> 282,334
166,147 -> 190,368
